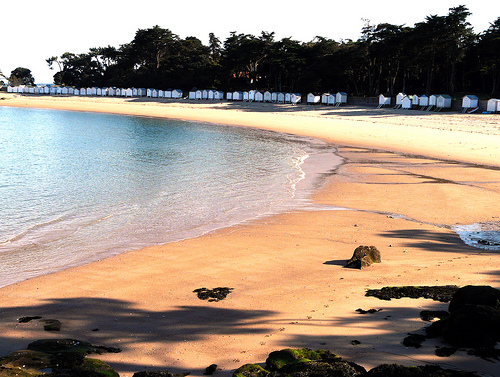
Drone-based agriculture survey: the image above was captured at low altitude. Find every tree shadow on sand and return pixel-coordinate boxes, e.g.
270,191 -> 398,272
0,297 -> 277,375
378,228 -> 485,254
279,299 -> 499,376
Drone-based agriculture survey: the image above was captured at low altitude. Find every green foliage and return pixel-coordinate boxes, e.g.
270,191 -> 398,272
44,8 -> 500,96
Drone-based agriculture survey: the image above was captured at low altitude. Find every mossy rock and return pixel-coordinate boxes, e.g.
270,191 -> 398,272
265,348 -> 341,371
0,350 -> 51,376
233,363 -> 270,377
282,359 -> 365,376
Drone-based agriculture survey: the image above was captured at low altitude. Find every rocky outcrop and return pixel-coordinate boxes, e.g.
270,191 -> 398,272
232,349 -> 481,377
365,286 -> 458,302
426,285 -> 500,348
345,246 -> 381,269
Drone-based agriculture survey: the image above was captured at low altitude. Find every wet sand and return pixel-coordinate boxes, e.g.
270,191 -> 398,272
1,94 -> 499,376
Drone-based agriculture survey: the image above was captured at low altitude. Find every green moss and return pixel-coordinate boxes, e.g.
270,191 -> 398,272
265,348 -> 338,371
232,363 -> 269,377
80,358 -> 119,377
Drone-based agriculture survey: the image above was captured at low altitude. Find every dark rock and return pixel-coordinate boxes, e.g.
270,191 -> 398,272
435,346 -> 459,357
280,359 -> 365,376
403,333 -> 426,348
366,363 -> 480,376
345,246 -> 381,269
350,340 -> 361,345
365,285 -> 459,302
204,364 -> 218,375
133,372 -> 190,377
466,347 -> 500,361
356,308 -> 382,314
428,304 -> 500,348
47,357 -> 119,377
41,319 -> 62,331
420,310 -> 449,322
194,287 -> 233,302
448,285 -> 500,314
17,316 -> 42,323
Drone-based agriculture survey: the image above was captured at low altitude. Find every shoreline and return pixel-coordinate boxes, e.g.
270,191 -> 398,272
1,94 -> 500,377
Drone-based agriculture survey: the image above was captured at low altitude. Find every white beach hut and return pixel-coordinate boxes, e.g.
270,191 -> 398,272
202,90 -> 209,100
207,90 -> 214,100
6,86 -> 13,93
426,95 -> 438,111
326,94 -> 336,105
436,94 -> 452,111
307,93 -> 320,105
125,88 -> 133,97
195,90 -> 202,100
188,90 -> 196,100
412,95 -> 420,106
96,88 -> 102,96
462,95 -> 479,112
277,92 -> 285,104
248,90 -> 257,102
418,94 -> 429,109
163,89 -> 172,99
255,92 -> 264,102
152,89 -> 159,98
80,88 -> 87,96
61,87 -> 68,95
377,94 -> 391,108
264,91 -> 272,102
487,99 -> 499,113
43,86 -> 50,94
28,87 -> 35,94
394,92 -> 405,109
336,92 -> 347,106
216,91 -> 225,100
226,92 -> 233,100
271,92 -> 278,103
243,91 -> 250,101
34,86 -> 41,94
321,93 -> 330,105
158,90 -> 164,98
172,89 -> 182,99
291,93 -> 301,105
233,91 -> 244,101
285,93 -> 292,104
74,88 -> 80,95
401,95 -> 413,110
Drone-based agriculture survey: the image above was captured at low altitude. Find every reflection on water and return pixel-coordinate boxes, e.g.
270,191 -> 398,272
0,107 -> 340,287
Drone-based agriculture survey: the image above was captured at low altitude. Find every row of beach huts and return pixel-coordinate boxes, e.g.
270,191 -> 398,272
6,85 -> 500,113
378,93 -> 500,113
5,85 -> 351,106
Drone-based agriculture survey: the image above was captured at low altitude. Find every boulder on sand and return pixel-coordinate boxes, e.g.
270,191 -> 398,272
345,246 -> 381,269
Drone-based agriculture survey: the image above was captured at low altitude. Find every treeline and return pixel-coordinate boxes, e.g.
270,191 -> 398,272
47,5 -> 500,97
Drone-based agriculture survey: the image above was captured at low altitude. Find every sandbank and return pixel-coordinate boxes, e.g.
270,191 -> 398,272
0,94 -> 499,377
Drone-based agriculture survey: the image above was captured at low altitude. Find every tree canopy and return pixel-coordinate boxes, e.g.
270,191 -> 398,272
45,8 -> 500,96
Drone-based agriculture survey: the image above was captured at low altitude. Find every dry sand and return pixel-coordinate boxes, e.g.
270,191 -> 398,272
1,94 -> 500,376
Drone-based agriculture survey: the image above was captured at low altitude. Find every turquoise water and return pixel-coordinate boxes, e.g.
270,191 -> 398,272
0,107 -> 339,287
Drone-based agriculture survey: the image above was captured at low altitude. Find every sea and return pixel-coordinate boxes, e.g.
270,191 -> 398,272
0,106 -> 340,288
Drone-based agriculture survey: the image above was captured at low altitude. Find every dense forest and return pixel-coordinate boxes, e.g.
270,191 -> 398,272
45,6 -> 499,97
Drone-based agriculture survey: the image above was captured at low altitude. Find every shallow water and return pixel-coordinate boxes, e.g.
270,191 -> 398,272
452,222 -> 500,251
0,107 -> 340,287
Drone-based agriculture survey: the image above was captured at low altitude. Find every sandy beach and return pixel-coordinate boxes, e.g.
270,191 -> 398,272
0,93 -> 499,376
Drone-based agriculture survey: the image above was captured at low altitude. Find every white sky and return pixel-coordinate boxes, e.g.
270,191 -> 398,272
2,0 -> 499,84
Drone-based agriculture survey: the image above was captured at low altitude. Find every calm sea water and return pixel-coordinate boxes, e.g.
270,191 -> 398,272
0,106 -> 339,287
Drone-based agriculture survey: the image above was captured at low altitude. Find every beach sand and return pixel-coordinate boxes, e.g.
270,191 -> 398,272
1,94 -> 499,376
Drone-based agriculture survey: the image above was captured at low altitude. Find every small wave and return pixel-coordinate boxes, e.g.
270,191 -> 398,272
452,221 -> 500,250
